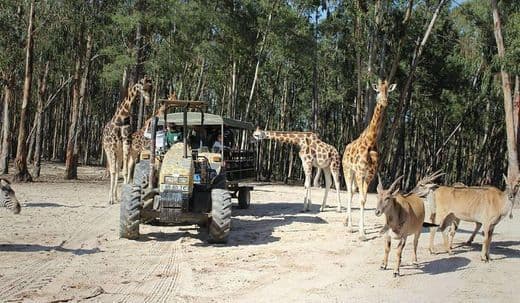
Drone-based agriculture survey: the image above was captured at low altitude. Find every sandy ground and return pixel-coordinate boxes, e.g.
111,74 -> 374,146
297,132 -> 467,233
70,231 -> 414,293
0,163 -> 519,302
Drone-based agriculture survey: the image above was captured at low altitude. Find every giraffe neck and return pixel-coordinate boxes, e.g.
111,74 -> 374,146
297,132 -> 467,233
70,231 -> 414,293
112,89 -> 139,125
264,131 -> 315,146
140,105 -> 166,131
361,101 -> 386,145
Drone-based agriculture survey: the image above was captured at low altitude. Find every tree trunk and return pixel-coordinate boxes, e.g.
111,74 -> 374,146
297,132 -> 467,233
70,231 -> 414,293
32,61 -> 49,177
312,8 -> 319,131
0,75 -> 14,174
65,31 -> 92,179
383,0 -> 447,169
491,0 -> 518,177
244,6 -> 275,122
514,75 -> 520,155
14,0 -> 35,182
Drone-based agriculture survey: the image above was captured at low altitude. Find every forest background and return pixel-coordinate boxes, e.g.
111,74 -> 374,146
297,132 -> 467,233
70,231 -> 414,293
1,0 -> 519,190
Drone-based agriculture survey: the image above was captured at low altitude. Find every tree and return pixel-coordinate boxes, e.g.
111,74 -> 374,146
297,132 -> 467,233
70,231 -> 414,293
13,0 -> 35,182
490,0 -> 518,178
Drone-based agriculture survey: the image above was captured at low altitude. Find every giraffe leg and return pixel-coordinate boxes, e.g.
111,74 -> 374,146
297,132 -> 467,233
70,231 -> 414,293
344,169 -> 355,232
127,153 -> 136,183
313,167 -> 322,188
320,167 -> 332,212
114,155 -> 121,203
303,163 -> 313,212
331,168 -> 341,212
122,140 -> 130,184
357,176 -> 368,240
106,147 -> 117,205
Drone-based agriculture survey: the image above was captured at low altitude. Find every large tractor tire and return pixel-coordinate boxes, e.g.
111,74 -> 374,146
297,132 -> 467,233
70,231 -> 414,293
208,189 -> 232,243
120,184 -> 142,240
133,160 -> 150,187
237,188 -> 251,209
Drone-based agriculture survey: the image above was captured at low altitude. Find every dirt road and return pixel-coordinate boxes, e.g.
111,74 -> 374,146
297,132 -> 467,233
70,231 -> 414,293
1,165 -> 518,302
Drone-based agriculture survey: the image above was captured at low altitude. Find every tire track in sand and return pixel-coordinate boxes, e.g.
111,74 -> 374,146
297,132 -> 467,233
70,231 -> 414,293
143,242 -> 182,303
0,205 -> 113,301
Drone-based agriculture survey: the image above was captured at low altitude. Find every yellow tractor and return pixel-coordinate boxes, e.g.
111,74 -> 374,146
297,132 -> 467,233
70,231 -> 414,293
120,99 -> 255,243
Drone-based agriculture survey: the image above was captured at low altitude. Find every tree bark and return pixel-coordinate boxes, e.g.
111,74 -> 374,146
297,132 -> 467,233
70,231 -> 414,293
32,61 -> 49,177
491,0 -> 518,177
0,74 -> 14,174
14,0 -> 36,182
65,31 -> 93,179
244,3 -> 275,122
383,0 -> 447,170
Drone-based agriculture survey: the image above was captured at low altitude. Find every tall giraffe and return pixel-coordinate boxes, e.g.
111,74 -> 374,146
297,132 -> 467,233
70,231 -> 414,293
103,77 -> 152,204
127,92 -> 177,181
342,79 -> 396,240
253,129 -> 342,212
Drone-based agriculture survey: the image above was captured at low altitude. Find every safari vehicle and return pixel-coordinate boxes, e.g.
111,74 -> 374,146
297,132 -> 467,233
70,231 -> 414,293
119,99 -> 256,243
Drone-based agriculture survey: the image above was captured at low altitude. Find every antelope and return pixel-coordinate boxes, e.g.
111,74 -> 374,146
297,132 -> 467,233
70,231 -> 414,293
375,172 -> 443,277
1,178 -> 21,214
413,174 -> 520,261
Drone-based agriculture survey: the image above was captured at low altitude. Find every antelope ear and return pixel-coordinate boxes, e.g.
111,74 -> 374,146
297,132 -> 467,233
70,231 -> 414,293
389,84 -> 397,92
372,84 -> 379,92
392,187 -> 400,196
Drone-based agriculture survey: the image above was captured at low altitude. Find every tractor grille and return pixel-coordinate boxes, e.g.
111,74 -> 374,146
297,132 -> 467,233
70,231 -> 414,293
160,190 -> 188,208
159,190 -> 189,222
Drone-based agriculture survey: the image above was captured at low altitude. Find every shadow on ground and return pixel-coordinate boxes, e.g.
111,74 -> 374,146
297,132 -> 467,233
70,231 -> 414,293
450,240 -> 520,259
24,202 -> 82,208
0,243 -> 101,255
418,256 -> 471,275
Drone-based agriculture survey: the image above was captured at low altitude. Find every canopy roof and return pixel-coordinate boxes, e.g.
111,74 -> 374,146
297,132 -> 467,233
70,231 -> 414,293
157,112 -> 254,130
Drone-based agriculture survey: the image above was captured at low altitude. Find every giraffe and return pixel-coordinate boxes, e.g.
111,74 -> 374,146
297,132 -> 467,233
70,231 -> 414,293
103,77 -> 153,204
252,129 -> 342,212
342,79 -> 396,240
127,92 -> 177,181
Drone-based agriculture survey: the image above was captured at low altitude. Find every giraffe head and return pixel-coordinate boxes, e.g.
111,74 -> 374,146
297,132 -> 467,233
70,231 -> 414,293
253,127 -> 267,140
372,79 -> 396,107
131,76 -> 153,105
168,91 -> 177,101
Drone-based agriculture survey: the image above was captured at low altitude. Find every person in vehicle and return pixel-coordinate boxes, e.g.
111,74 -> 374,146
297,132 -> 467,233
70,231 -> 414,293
165,122 -> 182,146
212,133 -> 230,153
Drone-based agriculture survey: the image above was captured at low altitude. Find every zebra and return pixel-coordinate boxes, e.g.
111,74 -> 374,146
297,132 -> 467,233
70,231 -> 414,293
1,178 -> 20,214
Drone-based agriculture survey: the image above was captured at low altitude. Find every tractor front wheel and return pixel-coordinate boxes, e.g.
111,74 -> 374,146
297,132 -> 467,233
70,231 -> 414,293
119,184 -> 142,240
208,189 -> 232,243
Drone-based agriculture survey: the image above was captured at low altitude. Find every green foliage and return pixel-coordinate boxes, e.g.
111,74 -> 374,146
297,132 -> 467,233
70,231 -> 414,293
1,0 -> 518,186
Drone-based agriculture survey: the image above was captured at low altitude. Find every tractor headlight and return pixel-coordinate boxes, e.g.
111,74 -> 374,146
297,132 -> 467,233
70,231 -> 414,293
177,176 -> 189,184
164,176 -> 176,184
164,175 -> 189,185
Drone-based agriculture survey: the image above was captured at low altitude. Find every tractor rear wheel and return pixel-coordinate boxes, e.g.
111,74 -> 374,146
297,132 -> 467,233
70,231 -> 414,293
237,188 -> 251,209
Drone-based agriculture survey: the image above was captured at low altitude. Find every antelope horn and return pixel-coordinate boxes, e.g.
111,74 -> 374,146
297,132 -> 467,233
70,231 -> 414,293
377,174 -> 383,193
388,175 -> 404,193
419,169 -> 444,185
